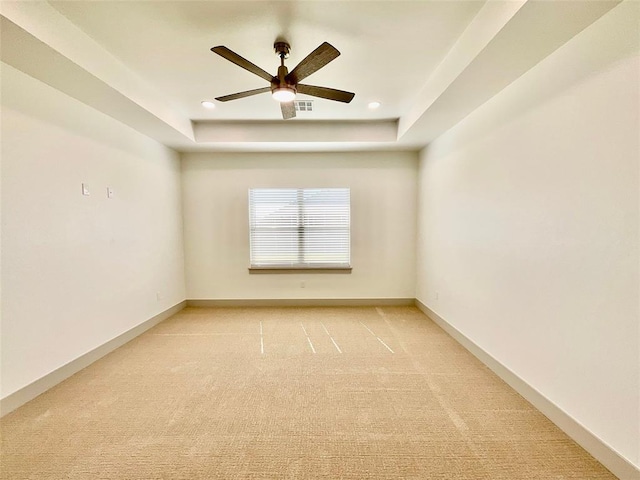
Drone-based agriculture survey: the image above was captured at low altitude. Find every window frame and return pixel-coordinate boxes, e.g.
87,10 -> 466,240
248,188 -> 352,273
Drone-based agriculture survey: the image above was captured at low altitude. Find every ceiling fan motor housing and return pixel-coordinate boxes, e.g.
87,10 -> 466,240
273,65 -> 296,91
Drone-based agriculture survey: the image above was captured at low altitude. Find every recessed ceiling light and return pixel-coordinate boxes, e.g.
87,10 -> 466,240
368,101 -> 381,109
201,101 -> 216,109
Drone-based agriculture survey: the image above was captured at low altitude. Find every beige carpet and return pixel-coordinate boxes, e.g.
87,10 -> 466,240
1,306 -> 616,479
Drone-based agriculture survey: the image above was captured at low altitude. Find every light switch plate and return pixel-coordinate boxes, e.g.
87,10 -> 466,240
82,183 -> 90,196
107,187 -> 114,198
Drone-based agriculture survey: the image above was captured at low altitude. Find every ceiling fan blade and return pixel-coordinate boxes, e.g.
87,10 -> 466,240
211,46 -> 274,82
285,42 -> 340,84
281,101 -> 296,120
215,86 -> 271,102
296,84 -> 355,103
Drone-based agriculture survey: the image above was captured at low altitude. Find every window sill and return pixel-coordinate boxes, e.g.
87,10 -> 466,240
248,266 -> 352,274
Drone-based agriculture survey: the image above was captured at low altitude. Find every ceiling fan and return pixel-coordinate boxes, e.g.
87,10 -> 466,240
211,41 -> 355,120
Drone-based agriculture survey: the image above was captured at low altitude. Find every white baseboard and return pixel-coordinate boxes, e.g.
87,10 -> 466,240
187,298 -> 415,308
414,299 -> 640,480
1,301 -> 187,417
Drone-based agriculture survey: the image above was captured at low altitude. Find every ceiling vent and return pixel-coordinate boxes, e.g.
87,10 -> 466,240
294,100 -> 314,112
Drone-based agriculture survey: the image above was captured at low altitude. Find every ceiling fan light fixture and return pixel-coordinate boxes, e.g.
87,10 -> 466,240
201,100 -> 216,109
272,86 -> 296,103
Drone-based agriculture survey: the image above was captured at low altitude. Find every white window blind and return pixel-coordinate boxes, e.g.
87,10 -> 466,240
249,188 -> 350,269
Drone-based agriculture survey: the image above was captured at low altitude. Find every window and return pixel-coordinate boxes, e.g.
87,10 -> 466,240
248,188 -> 350,270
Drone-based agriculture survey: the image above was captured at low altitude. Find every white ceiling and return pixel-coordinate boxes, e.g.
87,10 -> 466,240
0,0 -> 621,152
50,0 -> 483,121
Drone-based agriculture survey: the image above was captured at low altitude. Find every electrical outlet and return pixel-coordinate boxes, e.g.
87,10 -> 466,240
156,292 -> 162,301
300,281 -> 306,289
435,291 -> 439,300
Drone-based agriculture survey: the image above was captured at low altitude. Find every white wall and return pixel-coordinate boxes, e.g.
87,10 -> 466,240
1,64 -> 186,398
415,4 -> 639,469
182,151 -> 417,300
